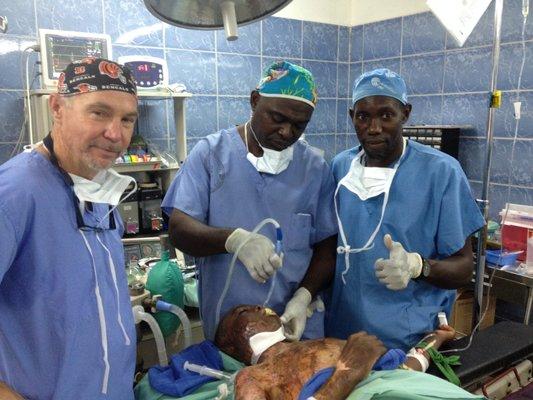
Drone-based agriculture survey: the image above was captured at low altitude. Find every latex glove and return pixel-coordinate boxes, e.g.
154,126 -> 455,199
225,228 -> 282,283
280,287 -> 312,341
374,234 -> 422,290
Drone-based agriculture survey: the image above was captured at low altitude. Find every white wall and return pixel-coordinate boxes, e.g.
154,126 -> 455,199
274,0 -> 430,26
351,0 -> 429,25
274,0 -> 353,26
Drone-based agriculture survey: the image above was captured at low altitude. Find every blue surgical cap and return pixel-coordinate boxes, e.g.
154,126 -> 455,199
256,61 -> 317,108
352,68 -> 408,106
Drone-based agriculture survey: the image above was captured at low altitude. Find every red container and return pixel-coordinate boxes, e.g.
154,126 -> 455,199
501,225 -> 530,262
500,204 -> 533,263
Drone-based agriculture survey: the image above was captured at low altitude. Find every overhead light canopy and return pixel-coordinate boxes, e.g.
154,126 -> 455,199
144,0 -> 293,41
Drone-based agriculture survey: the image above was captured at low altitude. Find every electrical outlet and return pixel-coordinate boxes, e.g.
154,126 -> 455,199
0,16 -> 7,33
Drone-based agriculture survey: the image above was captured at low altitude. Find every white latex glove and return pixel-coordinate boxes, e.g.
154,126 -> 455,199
225,228 -> 282,283
374,234 -> 422,290
280,287 -> 312,341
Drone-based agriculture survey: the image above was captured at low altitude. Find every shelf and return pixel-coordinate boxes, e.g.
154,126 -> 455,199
487,265 -> 533,289
30,88 -> 192,99
136,90 -> 192,100
122,235 -> 162,244
113,161 -> 179,173
404,124 -> 473,129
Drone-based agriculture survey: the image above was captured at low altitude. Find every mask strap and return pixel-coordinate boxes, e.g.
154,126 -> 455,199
336,148 -> 403,285
44,133 -> 103,230
96,179 -> 137,229
244,122 -> 250,153
96,233 -> 132,346
79,230 -> 110,394
247,120 -> 264,150
43,133 -> 74,186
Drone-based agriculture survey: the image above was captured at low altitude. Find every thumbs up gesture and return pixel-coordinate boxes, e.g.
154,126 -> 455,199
374,234 -> 423,290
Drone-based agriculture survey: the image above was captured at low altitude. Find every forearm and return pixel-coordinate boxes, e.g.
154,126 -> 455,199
403,332 -> 447,371
314,368 -> 367,400
315,332 -> 384,400
0,382 -> 24,400
420,239 -> 474,289
299,235 -> 337,297
234,372 -> 268,400
168,209 -> 233,257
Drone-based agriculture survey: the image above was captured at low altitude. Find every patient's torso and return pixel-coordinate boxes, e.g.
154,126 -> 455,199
235,338 -> 345,400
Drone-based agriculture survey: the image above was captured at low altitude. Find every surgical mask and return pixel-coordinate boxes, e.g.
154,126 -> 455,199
335,138 -> 407,284
249,326 -> 286,365
69,169 -> 135,206
244,121 -> 294,175
341,160 -> 397,201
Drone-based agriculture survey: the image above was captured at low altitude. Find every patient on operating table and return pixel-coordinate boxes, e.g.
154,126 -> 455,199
214,305 -> 456,400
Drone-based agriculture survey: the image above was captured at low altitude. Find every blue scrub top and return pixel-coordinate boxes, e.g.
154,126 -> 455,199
162,127 -> 337,340
326,140 -> 485,350
0,151 -> 136,400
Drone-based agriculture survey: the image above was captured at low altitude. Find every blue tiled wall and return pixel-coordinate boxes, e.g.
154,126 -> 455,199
0,0 -> 531,219
0,0 -> 351,170
348,0 -> 532,220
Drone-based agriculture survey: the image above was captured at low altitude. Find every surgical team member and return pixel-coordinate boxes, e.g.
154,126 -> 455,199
163,61 -> 337,341
325,68 -> 485,350
0,58 -> 139,399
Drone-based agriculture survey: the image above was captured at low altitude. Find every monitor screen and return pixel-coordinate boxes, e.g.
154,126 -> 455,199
39,29 -> 112,88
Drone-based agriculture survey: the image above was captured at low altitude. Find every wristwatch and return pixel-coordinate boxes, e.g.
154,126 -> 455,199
421,258 -> 432,278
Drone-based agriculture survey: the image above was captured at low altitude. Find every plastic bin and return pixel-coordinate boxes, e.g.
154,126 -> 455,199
485,249 -> 522,267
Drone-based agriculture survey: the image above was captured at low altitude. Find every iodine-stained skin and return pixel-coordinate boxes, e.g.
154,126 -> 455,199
215,305 -> 385,400
215,305 -> 456,400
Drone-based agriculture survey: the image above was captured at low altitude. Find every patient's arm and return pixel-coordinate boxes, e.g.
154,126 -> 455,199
314,332 -> 386,400
0,382 -> 24,400
234,370 -> 268,400
404,325 -> 456,371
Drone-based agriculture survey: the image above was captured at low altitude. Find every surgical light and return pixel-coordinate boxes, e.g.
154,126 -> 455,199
143,0 -> 293,41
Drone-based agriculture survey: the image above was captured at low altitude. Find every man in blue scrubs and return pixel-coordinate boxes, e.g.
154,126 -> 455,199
324,68 -> 485,350
163,61 -> 337,341
0,59 -> 139,399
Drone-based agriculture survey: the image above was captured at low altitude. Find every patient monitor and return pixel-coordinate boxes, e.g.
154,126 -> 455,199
39,29 -> 112,89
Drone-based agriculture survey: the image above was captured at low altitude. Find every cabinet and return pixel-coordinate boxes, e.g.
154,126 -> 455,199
29,89 -> 192,256
403,125 -> 467,159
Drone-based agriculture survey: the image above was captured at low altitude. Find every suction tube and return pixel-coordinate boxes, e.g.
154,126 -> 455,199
132,305 -> 168,367
215,218 -> 283,328
155,300 -> 192,349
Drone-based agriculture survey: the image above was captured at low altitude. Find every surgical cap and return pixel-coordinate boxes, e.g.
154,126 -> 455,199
352,68 -> 407,106
57,57 -> 137,96
256,61 -> 317,108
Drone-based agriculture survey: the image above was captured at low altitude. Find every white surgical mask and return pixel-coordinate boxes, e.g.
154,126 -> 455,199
248,326 -> 286,365
244,121 -> 294,175
341,158 -> 397,201
69,169 -> 135,206
335,138 -> 407,284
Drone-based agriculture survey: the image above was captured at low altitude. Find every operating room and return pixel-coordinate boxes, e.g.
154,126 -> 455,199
0,0 -> 533,399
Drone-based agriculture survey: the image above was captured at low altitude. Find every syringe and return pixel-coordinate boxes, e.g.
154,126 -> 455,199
183,361 -> 234,382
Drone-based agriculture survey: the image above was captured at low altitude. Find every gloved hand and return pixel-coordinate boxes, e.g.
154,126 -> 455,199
280,287 -> 312,341
225,228 -> 283,283
374,234 -> 422,290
